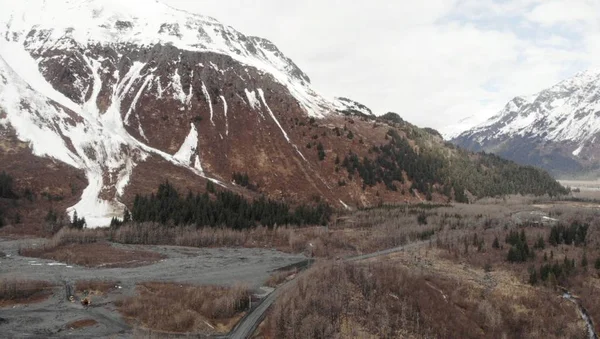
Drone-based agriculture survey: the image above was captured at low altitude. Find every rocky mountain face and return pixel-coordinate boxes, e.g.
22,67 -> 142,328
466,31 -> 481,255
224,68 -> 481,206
452,69 -> 600,177
0,0 -> 566,229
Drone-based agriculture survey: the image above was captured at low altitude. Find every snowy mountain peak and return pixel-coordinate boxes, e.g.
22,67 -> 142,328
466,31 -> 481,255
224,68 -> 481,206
465,69 -> 600,143
1,0 -> 328,116
453,69 -> 600,176
0,0 -> 349,226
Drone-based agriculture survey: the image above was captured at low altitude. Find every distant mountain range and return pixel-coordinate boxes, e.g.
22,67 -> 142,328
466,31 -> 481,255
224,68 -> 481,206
452,69 -> 600,178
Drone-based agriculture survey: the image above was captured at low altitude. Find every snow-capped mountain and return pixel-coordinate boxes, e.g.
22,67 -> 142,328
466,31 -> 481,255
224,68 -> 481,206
0,0 -> 347,226
0,0 -> 567,228
452,69 -> 600,176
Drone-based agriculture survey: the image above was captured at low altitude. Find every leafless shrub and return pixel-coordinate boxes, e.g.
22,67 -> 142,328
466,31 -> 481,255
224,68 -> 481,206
75,280 -> 120,294
20,242 -> 163,268
117,282 -> 250,333
0,279 -> 53,306
265,268 -> 298,287
264,260 -> 586,339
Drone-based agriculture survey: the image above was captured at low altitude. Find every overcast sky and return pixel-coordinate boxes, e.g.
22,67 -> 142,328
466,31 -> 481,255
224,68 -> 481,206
162,0 -> 600,133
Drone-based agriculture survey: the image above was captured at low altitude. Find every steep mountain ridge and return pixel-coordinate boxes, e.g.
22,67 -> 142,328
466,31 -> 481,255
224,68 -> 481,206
452,69 -> 600,176
0,0 -> 566,229
1,0 -> 342,226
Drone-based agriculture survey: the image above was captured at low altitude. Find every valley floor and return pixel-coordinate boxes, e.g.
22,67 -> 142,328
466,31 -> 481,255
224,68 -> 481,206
2,194 -> 600,338
0,239 -> 305,337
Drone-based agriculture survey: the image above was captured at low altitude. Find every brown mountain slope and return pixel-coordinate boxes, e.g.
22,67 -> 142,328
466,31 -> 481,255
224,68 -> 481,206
0,1 -> 565,228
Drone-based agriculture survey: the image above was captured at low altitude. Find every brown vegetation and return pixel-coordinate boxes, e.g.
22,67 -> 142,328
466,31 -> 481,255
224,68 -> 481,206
13,201 -> 442,261
117,282 -> 250,334
262,260 -> 585,339
9,195 -> 600,337
0,279 -> 54,307
0,130 -> 87,237
265,268 -> 298,288
20,242 -> 163,268
256,197 -> 600,338
410,198 -> 600,336
75,280 -> 120,295
19,228 -> 164,268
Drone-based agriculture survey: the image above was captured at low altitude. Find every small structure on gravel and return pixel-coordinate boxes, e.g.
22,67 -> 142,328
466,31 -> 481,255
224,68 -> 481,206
81,297 -> 91,307
512,211 -> 559,226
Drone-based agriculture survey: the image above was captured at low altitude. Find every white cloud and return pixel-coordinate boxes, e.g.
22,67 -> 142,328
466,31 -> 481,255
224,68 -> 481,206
527,0 -> 599,27
163,0 -> 600,134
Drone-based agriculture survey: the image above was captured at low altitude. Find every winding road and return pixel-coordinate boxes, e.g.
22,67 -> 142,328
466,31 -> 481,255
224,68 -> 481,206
226,240 -> 429,339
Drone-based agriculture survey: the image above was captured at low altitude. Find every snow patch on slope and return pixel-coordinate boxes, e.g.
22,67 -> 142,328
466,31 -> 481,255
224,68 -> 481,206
339,200 -> 351,210
220,95 -> 229,135
173,123 -> 199,165
201,82 -> 215,126
0,40 -> 81,114
124,74 -> 153,124
0,37 -> 222,227
258,88 -> 307,162
333,97 -> 373,116
245,88 -> 261,110
171,68 -> 187,106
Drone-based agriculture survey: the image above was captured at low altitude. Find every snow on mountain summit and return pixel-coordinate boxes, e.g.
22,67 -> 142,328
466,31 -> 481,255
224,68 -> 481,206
453,68 -> 600,176
0,0 -> 350,226
1,0 -> 330,117
463,69 -> 600,144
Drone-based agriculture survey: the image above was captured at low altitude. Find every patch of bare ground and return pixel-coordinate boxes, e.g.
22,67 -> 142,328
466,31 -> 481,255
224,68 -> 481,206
64,319 -> 98,330
0,279 -> 54,307
116,282 -> 250,334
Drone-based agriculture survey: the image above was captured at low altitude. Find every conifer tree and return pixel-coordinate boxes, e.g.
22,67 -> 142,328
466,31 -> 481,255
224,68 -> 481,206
492,236 -> 500,249
317,143 -> 326,161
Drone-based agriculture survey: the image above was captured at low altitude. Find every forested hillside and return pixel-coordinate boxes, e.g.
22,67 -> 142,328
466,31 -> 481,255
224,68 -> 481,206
338,116 -> 567,203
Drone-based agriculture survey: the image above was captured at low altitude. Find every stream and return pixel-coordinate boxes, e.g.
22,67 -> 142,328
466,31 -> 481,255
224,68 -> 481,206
563,291 -> 598,339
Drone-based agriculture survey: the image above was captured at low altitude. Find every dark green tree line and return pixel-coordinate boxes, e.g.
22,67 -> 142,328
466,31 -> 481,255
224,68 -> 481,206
549,221 -> 589,246
130,181 -> 331,229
